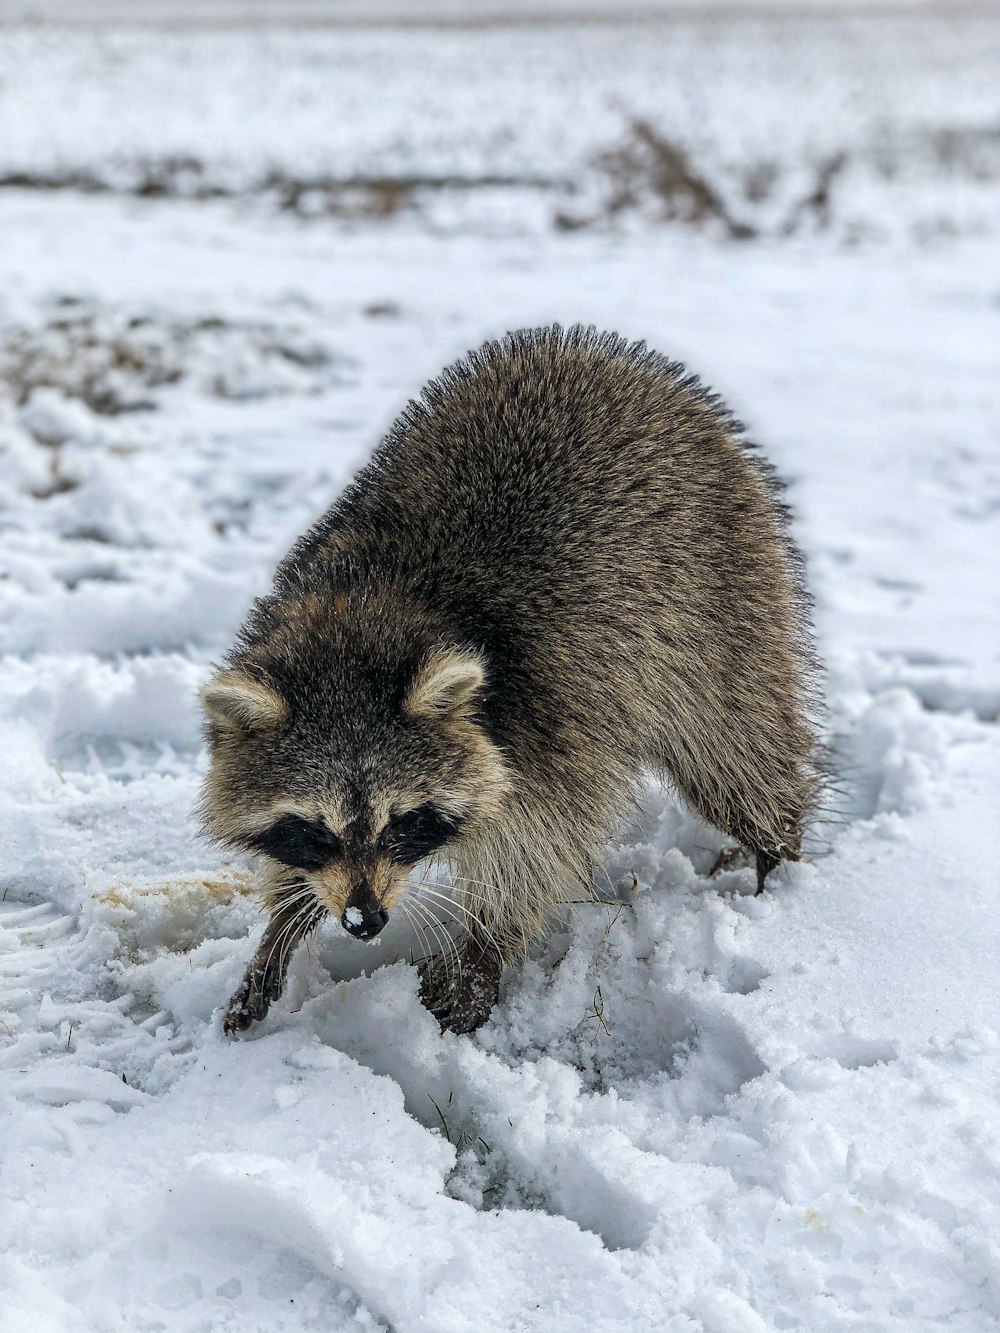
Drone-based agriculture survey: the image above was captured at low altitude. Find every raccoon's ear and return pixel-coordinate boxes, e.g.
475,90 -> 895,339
201,670 -> 287,735
405,648 -> 485,720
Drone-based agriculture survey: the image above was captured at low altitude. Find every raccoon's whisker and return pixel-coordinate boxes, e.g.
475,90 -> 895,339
447,863 -> 603,898
406,894 -> 463,988
435,877 -> 529,944
404,897 -> 456,983
428,871 -> 502,895
269,883 -> 320,919
409,894 -> 463,982
262,907 -> 306,975
264,909 -> 308,981
411,881 -> 481,923
400,901 -> 432,965
399,892 -> 441,966
419,857 -> 501,891
398,900 -> 436,969
266,897 -> 321,982
412,903 -> 467,943
413,886 -> 498,962
414,883 -> 506,968
412,884 -> 496,950
268,890 -> 318,918
418,877 -> 497,916
269,880 -> 320,911
420,878 -> 514,965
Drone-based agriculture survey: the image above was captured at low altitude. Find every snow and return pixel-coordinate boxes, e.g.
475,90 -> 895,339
2,11 -> 999,243
1,7 -> 999,1332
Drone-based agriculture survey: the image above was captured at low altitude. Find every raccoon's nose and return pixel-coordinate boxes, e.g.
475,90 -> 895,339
341,880 -> 389,941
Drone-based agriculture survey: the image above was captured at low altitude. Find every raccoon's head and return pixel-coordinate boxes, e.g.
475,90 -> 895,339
199,617 -> 512,941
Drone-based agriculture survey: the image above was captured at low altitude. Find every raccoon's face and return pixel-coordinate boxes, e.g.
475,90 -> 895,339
199,644 -> 511,940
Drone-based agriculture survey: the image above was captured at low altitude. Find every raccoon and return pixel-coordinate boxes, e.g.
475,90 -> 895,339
201,325 -> 822,1036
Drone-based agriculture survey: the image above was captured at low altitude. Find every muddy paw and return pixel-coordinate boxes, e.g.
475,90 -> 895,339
222,965 -> 282,1037
418,950 -> 502,1035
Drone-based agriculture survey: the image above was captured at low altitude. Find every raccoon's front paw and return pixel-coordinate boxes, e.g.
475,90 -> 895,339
222,964 -> 283,1037
418,948 -> 502,1035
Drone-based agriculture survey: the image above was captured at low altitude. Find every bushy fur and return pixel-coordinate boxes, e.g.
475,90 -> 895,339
202,325 -> 823,1034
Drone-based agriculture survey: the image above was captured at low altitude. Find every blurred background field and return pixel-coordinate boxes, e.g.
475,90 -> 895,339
1,2 -> 998,243
1,5 -> 998,1332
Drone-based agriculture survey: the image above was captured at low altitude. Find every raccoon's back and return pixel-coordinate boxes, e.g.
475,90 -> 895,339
286,324 -> 784,609
265,324 -> 812,786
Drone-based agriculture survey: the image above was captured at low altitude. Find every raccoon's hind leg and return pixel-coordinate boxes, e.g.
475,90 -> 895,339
655,731 -> 811,896
700,784 -> 801,895
707,844 -> 781,893
223,882 -> 325,1036
750,843 -> 786,895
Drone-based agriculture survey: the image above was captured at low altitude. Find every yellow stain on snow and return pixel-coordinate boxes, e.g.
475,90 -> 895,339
93,869 -> 255,911
91,869 -> 259,959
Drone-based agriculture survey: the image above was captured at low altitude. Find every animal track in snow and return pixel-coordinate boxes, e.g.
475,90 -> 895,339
872,651 -> 1000,724
809,1033 -> 900,1072
719,954 -> 770,996
293,882 -> 775,1253
0,893 -> 198,1111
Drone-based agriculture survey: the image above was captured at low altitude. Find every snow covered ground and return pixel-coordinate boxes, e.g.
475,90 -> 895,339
1,8 -> 999,1332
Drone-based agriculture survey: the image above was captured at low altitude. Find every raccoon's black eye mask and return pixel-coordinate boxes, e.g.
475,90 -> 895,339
248,814 -> 342,872
380,804 -> 463,864
246,805 -> 462,872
